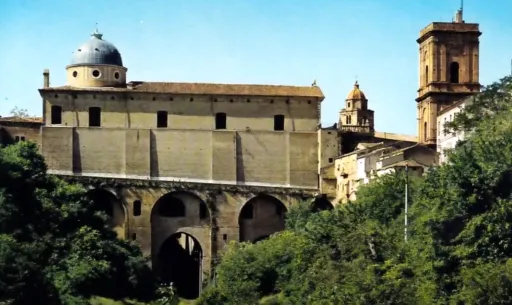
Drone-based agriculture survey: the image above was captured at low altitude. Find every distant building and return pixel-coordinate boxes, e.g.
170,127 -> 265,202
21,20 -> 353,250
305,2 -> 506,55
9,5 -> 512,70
436,96 -> 474,164
376,144 -> 437,177
332,141 -> 435,204
318,82 -> 418,203
0,116 -> 42,147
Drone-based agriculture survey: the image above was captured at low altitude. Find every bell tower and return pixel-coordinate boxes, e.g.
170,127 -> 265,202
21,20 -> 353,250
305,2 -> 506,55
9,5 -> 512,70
416,4 -> 481,145
339,81 -> 374,134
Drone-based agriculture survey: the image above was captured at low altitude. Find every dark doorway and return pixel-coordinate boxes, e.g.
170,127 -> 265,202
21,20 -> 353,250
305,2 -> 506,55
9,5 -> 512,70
158,233 -> 203,300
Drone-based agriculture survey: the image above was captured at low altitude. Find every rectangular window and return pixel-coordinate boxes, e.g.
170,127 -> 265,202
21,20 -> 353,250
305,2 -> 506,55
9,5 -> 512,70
157,111 -> 168,128
133,200 -> 142,217
274,114 -> 285,131
20,136 -> 25,141
215,112 -> 226,130
51,105 -> 62,124
88,107 -> 101,127
14,136 -> 20,142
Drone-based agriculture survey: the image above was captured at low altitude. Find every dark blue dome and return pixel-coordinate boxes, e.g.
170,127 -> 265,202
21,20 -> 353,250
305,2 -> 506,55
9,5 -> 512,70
70,31 -> 123,67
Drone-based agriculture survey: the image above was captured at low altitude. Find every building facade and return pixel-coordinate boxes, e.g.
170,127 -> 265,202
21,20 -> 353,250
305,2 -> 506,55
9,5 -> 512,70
0,116 -> 42,147
436,96 -> 474,164
37,29 -> 334,299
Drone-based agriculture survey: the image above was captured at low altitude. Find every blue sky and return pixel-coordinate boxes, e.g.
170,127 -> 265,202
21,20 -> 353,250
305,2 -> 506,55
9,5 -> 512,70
1,0 -> 511,135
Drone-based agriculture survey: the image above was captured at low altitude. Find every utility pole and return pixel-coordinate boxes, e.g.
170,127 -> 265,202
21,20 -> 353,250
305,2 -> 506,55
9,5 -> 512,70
404,164 -> 409,242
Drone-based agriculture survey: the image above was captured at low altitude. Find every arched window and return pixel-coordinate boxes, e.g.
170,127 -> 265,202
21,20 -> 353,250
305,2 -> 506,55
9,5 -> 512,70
449,62 -> 460,83
425,65 -> 429,85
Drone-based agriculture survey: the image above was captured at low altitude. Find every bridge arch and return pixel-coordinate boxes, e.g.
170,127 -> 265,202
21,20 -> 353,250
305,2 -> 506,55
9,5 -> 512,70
151,190 -> 211,295
86,188 -> 126,238
239,194 -> 287,242
157,232 -> 203,300
311,196 -> 334,212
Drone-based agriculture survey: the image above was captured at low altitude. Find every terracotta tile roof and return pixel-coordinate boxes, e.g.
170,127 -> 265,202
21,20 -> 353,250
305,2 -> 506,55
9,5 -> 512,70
0,116 -> 43,123
380,159 -> 426,170
39,81 -> 325,99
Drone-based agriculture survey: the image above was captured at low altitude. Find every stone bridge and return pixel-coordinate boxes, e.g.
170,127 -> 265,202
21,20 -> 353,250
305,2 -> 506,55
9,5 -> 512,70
58,175 -> 333,299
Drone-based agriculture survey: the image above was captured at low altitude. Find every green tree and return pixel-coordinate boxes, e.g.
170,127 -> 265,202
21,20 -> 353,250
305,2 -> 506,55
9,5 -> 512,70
8,107 -> 30,118
0,142 -> 157,305
408,106 -> 512,304
198,172 -> 416,305
446,75 -> 512,133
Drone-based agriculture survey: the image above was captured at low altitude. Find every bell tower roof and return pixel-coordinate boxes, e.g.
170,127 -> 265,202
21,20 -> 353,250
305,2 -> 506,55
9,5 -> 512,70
346,81 -> 367,101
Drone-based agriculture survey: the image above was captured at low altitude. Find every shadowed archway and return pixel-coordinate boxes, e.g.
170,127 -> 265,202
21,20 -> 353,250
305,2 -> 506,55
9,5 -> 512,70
151,191 -> 210,223
151,191 -> 211,298
239,194 -> 287,242
86,188 -> 125,237
158,232 -> 203,300
311,196 -> 334,212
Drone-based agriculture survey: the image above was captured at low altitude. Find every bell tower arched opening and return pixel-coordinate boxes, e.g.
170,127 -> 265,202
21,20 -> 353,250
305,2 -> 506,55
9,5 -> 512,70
449,62 -> 460,83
